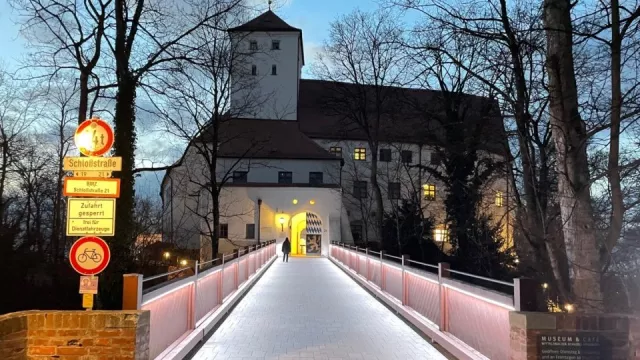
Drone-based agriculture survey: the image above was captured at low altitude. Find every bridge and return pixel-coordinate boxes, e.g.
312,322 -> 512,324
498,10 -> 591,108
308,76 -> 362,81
122,241 -> 532,360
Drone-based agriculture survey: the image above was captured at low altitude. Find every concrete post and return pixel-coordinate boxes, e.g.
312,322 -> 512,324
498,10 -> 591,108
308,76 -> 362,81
122,274 -> 143,310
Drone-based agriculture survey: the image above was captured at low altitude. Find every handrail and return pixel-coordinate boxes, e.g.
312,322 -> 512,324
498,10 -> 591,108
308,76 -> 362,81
407,258 -> 439,269
143,267 -> 192,283
448,268 -> 514,287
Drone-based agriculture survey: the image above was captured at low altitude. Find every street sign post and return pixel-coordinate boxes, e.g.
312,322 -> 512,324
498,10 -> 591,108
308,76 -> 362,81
74,118 -> 115,157
64,178 -> 120,198
66,198 -> 116,236
69,236 -> 111,276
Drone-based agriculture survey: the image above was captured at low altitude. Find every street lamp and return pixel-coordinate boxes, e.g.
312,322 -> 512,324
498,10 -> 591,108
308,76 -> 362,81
180,259 -> 187,266
279,217 -> 285,231
163,251 -> 171,259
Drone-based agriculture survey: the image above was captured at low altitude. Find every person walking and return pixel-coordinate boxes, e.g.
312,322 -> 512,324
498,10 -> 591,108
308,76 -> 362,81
282,237 -> 291,262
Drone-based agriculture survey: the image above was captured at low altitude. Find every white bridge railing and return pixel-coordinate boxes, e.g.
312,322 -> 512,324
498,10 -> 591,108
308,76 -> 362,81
123,240 -> 276,360
329,242 -> 536,360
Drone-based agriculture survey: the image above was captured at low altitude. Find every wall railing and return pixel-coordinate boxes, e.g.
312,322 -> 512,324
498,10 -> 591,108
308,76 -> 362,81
329,242 -> 537,360
122,240 -> 277,360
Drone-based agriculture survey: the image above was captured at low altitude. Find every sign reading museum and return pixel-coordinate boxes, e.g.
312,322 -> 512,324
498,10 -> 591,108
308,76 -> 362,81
538,333 -> 610,360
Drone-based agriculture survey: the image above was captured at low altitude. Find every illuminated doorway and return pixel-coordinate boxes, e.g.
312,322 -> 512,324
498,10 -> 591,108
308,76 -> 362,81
289,212 -> 322,256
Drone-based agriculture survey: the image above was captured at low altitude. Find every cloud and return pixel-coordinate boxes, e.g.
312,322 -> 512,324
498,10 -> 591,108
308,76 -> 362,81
302,41 -> 324,78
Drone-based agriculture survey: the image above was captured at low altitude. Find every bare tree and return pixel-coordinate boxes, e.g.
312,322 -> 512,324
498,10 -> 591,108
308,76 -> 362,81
313,9 -> 410,246
10,0 -> 111,124
147,6 -> 271,260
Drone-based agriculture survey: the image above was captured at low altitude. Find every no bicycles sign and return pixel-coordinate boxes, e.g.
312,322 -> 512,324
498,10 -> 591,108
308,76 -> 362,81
69,236 -> 111,276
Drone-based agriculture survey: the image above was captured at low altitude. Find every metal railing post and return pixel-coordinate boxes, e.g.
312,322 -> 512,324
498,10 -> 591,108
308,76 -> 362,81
355,246 -> 359,272
380,250 -> 385,291
401,255 -> 410,306
191,261 -> 199,329
438,262 -> 450,331
233,249 -> 239,289
365,248 -> 370,281
218,255 -> 225,304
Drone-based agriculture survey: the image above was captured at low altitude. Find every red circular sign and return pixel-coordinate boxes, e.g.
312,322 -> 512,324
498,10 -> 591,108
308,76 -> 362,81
74,118 -> 114,157
69,236 -> 111,275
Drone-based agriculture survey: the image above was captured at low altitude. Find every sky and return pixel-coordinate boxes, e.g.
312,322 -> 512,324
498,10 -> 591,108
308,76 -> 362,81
0,0 -> 381,199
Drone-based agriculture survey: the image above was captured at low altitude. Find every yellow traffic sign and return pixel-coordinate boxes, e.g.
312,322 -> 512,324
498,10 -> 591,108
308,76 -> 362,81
82,293 -> 94,309
73,171 -> 112,178
66,198 -> 116,236
63,157 -> 122,171
64,178 -> 120,198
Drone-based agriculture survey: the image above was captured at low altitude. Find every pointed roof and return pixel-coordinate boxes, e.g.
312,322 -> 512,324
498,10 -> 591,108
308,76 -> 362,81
228,10 -> 301,32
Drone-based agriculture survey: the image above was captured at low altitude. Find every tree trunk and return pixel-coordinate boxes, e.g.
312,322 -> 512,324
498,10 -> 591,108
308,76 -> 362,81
604,0 -> 624,270
78,72 -> 89,124
543,0 -> 603,310
369,142 -> 385,246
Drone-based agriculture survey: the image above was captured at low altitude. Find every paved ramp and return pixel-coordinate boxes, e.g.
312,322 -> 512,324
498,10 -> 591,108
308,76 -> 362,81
190,257 -> 449,360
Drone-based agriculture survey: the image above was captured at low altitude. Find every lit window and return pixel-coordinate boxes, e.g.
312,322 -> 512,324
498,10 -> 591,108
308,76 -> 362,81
251,65 -> 257,76
249,40 -> 258,50
271,64 -> 277,75
271,40 -> 280,50
495,191 -> 504,207
423,184 -> 436,201
434,226 -> 449,242
354,147 -> 366,161
330,146 -> 342,157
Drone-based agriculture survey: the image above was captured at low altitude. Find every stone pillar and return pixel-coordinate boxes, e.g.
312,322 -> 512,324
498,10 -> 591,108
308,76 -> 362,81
0,310 -> 150,360
510,312 -> 637,360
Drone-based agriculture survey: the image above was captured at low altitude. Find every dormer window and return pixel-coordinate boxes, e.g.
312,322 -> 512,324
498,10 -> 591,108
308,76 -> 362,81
271,65 -> 277,75
251,65 -> 257,76
249,40 -> 258,50
271,40 -> 280,50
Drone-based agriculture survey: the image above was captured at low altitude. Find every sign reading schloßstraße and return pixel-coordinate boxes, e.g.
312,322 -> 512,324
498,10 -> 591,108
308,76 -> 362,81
63,156 -> 122,172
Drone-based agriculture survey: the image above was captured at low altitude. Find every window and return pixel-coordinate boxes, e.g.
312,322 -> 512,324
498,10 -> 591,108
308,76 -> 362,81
353,181 -> 368,199
245,224 -> 255,239
350,223 -> 363,243
423,184 -> 436,201
219,223 -> 229,238
249,40 -> 258,50
330,146 -> 342,157
431,152 -> 442,165
278,171 -> 293,184
379,148 -> 391,162
251,65 -> 257,76
232,171 -> 247,183
271,40 -> 280,50
401,150 -> 413,164
309,172 -> 323,185
495,191 -> 504,207
271,64 -> 277,75
354,147 -> 366,161
434,226 -> 449,242
388,182 -> 401,200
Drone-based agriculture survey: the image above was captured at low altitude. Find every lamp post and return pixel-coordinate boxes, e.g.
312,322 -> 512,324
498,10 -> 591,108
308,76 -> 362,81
279,217 -> 285,231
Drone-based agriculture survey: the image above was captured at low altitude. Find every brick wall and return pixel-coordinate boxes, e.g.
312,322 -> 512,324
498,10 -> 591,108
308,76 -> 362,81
0,310 -> 150,360
510,312 -> 636,360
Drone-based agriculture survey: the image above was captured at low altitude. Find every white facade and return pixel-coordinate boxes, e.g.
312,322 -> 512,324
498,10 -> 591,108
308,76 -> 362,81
229,30 -> 303,120
161,10 -> 513,258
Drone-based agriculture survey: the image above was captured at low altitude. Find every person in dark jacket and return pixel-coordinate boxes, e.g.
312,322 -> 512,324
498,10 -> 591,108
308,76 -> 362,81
282,237 -> 291,262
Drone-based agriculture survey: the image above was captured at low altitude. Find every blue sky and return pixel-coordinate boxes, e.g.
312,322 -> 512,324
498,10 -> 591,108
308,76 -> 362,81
0,0 -> 381,198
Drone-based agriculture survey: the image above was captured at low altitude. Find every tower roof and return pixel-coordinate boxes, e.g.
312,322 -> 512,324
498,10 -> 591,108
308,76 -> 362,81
228,10 -> 301,32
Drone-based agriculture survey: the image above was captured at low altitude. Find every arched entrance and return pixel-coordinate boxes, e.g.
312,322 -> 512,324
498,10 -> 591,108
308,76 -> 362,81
289,211 -> 323,256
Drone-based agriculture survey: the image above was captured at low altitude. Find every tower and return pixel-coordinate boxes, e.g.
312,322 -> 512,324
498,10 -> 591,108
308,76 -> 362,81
228,11 -> 304,121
